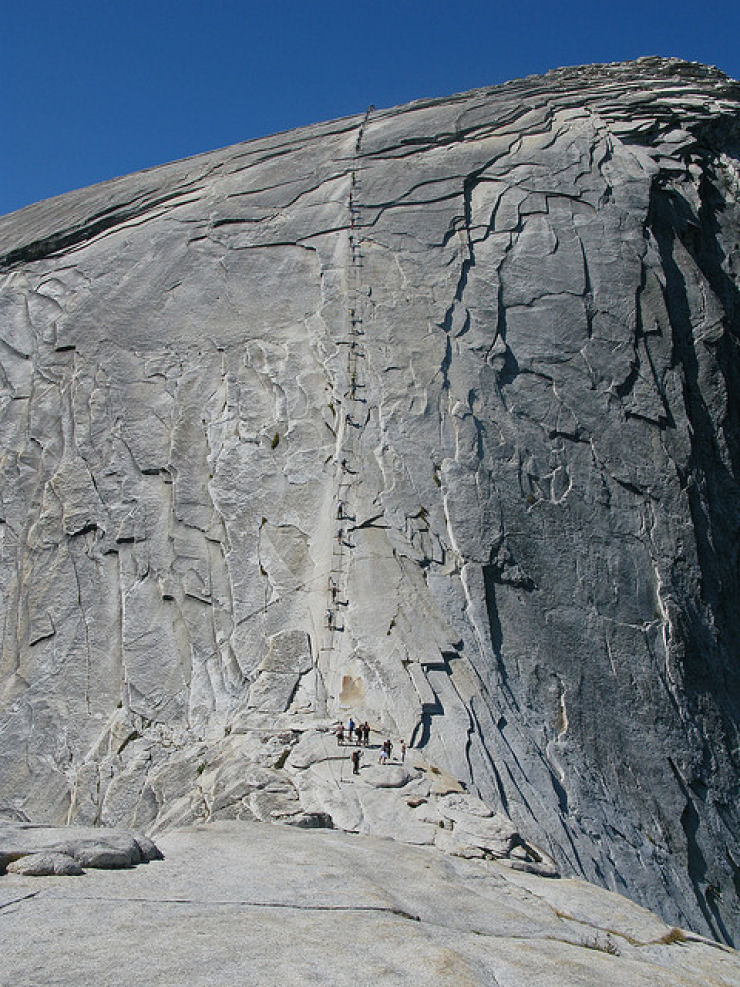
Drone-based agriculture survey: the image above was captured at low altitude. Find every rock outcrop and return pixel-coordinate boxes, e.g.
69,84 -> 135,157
1,57 -> 739,942
0,822 -> 162,875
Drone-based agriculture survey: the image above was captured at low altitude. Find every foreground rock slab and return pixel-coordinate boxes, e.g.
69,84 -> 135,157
1,822 -> 738,986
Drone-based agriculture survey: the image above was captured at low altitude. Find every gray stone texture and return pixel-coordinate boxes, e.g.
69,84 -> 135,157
1,56 -> 740,943
0,822 -> 163,873
6,851 -> 83,876
3,821 -> 740,986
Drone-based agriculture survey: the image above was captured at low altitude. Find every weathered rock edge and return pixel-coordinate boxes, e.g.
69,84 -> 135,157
0,823 -> 163,875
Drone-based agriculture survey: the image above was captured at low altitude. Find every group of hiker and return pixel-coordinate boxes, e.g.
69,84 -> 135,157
336,718 -> 369,746
337,717 -> 407,775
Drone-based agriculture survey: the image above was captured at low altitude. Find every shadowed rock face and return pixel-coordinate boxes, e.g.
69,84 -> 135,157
0,56 -> 739,942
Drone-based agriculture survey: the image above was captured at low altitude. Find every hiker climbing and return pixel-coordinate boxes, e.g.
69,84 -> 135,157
352,748 -> 362,775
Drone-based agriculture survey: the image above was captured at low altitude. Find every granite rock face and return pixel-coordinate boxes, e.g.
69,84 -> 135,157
4,821 -> 740,987
1,57 -> 739,941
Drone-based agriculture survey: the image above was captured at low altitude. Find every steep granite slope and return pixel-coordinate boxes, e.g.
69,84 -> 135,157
1,57 -> 739,941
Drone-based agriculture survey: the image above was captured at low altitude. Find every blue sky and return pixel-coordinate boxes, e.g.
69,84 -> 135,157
2,0 -> 738,218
